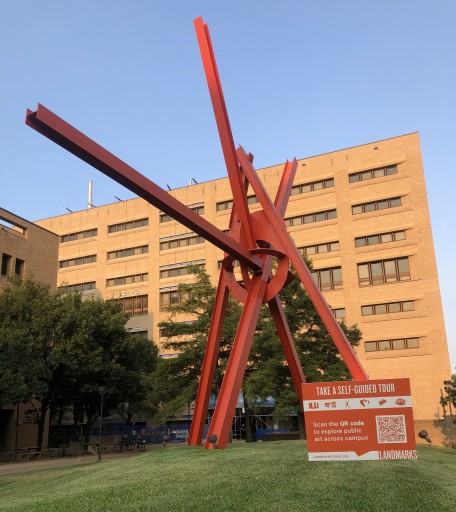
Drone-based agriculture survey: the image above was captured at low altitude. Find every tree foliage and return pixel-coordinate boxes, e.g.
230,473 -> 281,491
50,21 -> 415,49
441,370 -> 456,414
155,264 -> 361,422
0,276 -> 158,448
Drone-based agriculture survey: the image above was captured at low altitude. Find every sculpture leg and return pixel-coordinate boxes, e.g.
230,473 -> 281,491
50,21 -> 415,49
204,258 -> 274,449
188,272 -> 230,446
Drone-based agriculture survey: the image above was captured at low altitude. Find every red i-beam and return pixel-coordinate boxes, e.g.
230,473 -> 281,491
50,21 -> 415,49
26,16 -> 367,451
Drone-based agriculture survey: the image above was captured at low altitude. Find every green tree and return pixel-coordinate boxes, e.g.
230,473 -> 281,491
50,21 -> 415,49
155,265 -> 361,435
153,266 -> 241,420
0,276 -> 158,449
441,371 -> 456,416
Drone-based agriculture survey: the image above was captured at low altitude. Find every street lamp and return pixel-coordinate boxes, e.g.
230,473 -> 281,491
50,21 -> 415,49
98,385 -> 108,461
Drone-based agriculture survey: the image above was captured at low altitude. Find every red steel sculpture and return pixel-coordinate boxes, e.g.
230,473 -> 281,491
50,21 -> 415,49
26,17 -> 367,450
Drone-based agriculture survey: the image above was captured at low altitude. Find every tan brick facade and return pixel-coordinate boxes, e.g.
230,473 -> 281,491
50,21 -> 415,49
35,133 -> 451,424
0,209 -> 58,452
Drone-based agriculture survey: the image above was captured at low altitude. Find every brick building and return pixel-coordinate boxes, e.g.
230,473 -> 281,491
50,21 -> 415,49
35,133 -> 451,436
0,208 -> 59,454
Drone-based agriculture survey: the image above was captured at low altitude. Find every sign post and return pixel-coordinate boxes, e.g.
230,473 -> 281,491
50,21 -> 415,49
302,378 -> 417,461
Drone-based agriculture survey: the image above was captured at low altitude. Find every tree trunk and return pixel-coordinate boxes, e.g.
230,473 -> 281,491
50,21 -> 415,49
34,398 -> 50,451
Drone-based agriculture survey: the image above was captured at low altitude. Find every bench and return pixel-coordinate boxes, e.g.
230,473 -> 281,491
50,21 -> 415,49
18,448 -> 41,461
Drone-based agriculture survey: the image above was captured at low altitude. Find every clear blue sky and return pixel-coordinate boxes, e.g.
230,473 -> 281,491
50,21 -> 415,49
1,1 -> 455,370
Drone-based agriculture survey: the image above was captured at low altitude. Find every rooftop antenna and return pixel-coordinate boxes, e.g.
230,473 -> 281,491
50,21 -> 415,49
66,208 -> 73,213
88,180 -> 93,209
115,196 -> 123,202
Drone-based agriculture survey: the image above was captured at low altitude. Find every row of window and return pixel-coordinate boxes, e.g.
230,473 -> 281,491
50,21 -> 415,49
108,218 -> 149,233
291,178 -> 334,196
107,245 -> 149,260
1,253 -> 24,277
311,267 -> 343,291
160,233 -> 205,251
349,164 -> 398,183
302,257 -> 412,290
60,281 -> 96,293
361,300 -> 414,316
106,273 -> 148,288
59,255 -> 412,298
118,295 -> 148,316
365,337 -> 419,352
61,217 -> 148,243
159,288 -> 184,311
61,228 -> 98,243
59,255 -> 97,268
299,229 -> 406,256
358,257 -> 410,287
352,196 -> 401,215
159,260 -> 205,279
299,241 -> 340,257
285,209 -> 337,227
355,230 -> 405,248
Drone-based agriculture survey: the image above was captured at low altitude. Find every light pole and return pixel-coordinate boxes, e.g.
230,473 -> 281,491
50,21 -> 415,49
98,385 -> 107,461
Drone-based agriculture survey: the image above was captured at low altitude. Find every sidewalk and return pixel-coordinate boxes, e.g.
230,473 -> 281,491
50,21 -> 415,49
0,449 -> 147,476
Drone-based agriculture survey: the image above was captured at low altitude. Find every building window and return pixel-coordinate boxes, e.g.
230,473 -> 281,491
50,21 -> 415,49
160,203 -> 204,223
14,258 -> 25,277
365,337 -> 419,352
299,241 -> 340,257
106,273 -> 148,288
160,233 -> 205,251
357,257 -> 411,287
60,228 -> 98,243
291,178 -> 334,196
216,199 -> 233,212
118,295 -> 148,316
311,267 -> 343,291
1,253 -> 12,276
159,288 -> 187,311
332,308 -> 346,320
108,218 -> 148,234
285,209 -> 337,227
107,245 -> 149,260
361,300 -> 414,316
352,197 -> 402,215
59,254 -> 97,268
60,281 -> 96,293
159,260 -> 205,279
349,165 -> 398,183
355,230 -> 406,248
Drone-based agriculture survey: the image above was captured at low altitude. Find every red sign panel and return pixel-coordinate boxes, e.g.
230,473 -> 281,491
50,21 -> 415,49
302,379 -> 417,461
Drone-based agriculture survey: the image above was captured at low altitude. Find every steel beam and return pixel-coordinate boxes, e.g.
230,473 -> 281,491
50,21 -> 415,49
25,105 -> 262,272
194,17 -> 256,250
236,146 -> 368,381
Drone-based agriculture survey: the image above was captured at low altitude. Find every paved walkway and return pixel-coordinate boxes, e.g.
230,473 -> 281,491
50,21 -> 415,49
0,449 -> 150,476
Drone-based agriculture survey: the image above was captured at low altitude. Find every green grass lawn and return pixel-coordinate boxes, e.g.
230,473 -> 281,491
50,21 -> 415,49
0,442 -> 454,512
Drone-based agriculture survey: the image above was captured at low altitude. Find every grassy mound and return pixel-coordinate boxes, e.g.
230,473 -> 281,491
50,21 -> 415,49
0,442 -> 455,511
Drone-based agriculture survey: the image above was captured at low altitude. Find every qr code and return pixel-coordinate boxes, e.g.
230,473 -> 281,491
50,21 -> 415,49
376,415 -> 407,444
